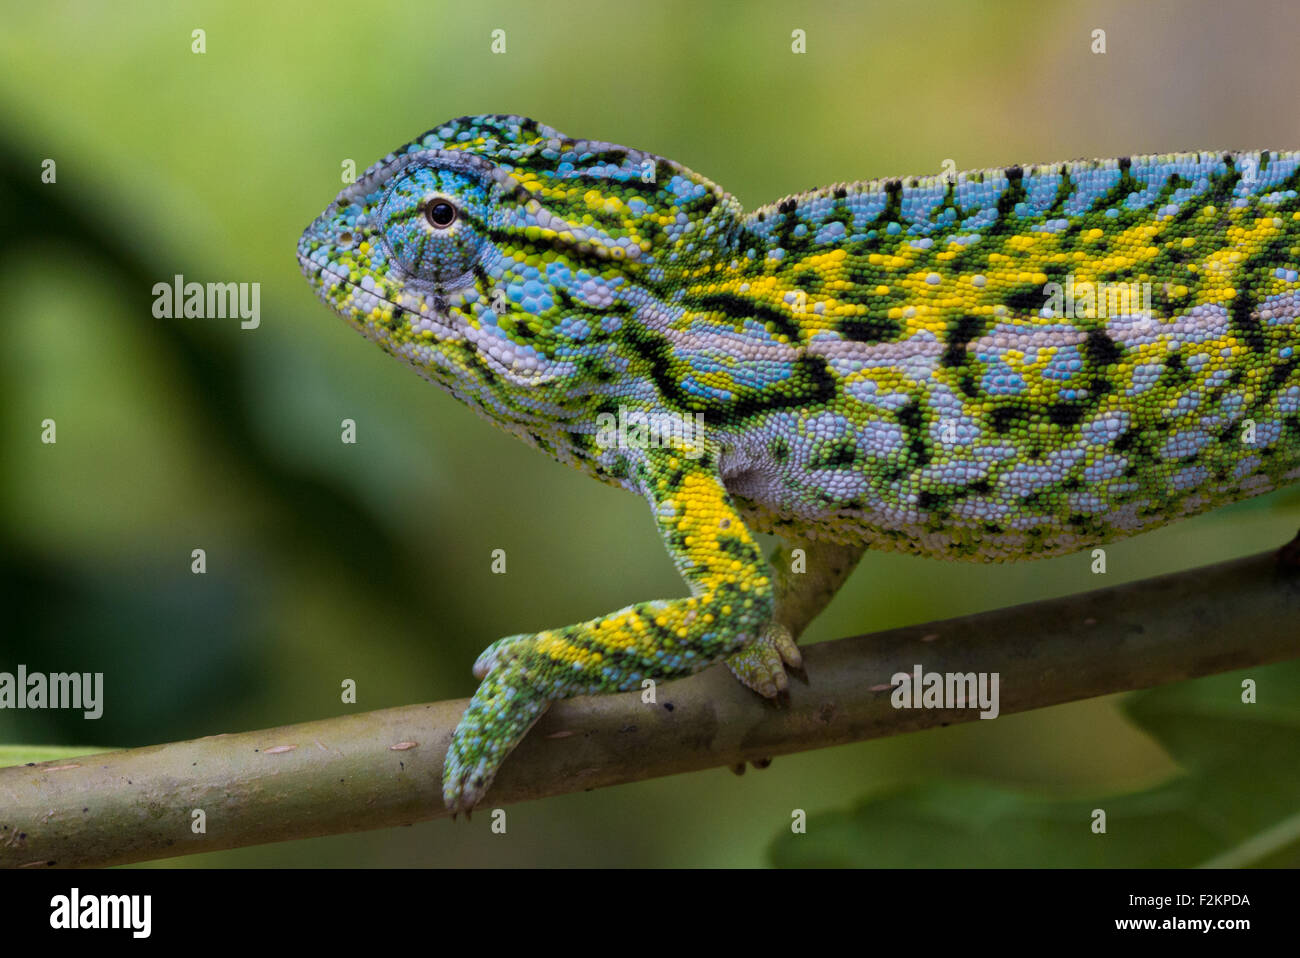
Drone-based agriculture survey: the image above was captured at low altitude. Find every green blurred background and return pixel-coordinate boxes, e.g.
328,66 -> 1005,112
1,0 -> 1297,866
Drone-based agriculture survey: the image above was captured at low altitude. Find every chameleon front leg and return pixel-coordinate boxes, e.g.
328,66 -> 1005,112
443,450 -> 775,812
725,537 -> 866,698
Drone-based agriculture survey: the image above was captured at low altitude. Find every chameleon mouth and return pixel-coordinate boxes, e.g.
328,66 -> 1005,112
295,249 -> 323,286
295,249 -> 462,342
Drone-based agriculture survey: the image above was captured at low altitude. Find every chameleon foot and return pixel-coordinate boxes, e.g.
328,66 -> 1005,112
725,621 -> 802,699
439,456 -> 774,812
443,633 -> 551,814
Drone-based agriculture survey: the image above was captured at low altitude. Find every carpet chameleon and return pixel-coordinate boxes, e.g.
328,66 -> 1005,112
298,115 -> 1300,812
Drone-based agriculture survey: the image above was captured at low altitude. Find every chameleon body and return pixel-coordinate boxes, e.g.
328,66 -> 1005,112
299,115 -> 1300,811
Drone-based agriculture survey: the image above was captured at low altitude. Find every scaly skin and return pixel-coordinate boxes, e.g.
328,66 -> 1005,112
299,115 -> 1300,811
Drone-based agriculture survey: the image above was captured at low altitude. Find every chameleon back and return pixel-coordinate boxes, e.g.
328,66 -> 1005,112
705,152 -> 1300,558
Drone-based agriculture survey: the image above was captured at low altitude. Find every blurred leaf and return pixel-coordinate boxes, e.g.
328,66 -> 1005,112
770,659 -> 1300,867
0,744 -> 110,768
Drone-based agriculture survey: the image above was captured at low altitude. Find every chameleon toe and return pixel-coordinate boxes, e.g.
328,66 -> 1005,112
725,622 -> 799,699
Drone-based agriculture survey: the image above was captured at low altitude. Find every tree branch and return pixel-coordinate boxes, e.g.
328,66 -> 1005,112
3,543 -> 1298,868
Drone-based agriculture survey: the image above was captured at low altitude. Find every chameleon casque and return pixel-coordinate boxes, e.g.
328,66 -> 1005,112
298,115 -> 1300,812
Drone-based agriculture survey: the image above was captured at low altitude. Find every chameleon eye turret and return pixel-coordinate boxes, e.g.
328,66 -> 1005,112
376,166 -> 490,287
301,115 -> 1300,813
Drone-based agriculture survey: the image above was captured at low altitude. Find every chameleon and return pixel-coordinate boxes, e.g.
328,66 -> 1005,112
298,114 -> 1300,812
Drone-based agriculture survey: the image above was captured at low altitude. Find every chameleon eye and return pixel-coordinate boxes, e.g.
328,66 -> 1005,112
425,200 -> 457,229
378,166 -> 489,286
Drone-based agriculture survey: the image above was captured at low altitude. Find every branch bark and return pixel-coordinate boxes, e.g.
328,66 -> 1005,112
2,545 -> 1298,868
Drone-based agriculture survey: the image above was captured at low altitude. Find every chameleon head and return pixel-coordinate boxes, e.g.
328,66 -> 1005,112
298,114 -> 742,417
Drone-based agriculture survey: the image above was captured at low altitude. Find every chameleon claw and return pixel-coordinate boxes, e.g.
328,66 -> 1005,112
725,622 -> 801,700
444,769 -> 491,816
771,627 -> 803,672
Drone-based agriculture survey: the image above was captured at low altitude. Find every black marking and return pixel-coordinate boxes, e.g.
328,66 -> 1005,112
386,205 -> 428,224
813,440 -> 858,469
862,179 -> 904,235
941,314 -> 986,368
987,166 -> 1028,236
896,397 -> 931,467
1002,282 -> 1050,314
1226,226 -> 1297,353
1047,402 -> 1087,427
1044,165 -> 1078,219
989,404 -> 1029,435
929,176 -> 970,228
1148,171 -> 1190,213
916,490 -> 943,510
897,398 -> 923,430
1269,357 -> 1299,389
1166,156 -> 1244,236
839,313 -> 904,344
582,147 -> 630,166
693,292 -> 802,341
632,332 -> 837,423
484,225 -> 613,270
1160,352 -> 1192,385
1230,294 -> 1268,353
1216,419 -> 1241,444
1084,328 -> 1123,368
